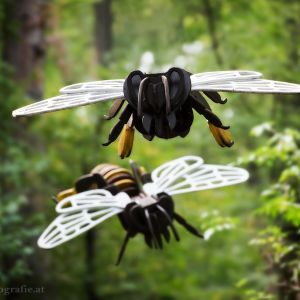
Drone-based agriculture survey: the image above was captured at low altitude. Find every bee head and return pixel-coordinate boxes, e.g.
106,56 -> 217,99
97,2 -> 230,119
124,67 -> 191,116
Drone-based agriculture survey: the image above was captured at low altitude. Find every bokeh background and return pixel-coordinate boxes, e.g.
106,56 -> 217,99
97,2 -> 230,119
1,0 -> 300,299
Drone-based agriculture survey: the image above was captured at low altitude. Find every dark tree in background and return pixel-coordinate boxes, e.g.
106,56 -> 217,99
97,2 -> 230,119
2,0 -> 46,99
1,1 -> 48,298
94,0 -> 112,65
82,2 -> 113,299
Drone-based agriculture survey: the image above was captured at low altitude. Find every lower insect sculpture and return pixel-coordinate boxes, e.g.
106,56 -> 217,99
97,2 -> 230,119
38,156 -> 249,265
118,192 -> 203,265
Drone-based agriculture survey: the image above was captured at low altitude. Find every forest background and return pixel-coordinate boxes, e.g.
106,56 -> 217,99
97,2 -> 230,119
1,1 -> 300,299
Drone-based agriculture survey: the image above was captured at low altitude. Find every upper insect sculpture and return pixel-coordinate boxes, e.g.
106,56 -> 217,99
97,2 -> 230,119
38,156 -> 249,264
12,69 -> 300,158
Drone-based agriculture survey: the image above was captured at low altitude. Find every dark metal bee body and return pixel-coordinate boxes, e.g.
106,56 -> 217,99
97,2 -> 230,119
14,68 -> 300,158
57,161 -> 202,264
105,68 -> 233,157
124,68 -> 193,139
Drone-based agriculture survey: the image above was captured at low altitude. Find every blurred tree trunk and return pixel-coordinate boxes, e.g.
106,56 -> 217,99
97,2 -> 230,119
84,231 -> 98,300
1,0 -> 48,298
273,2 -> 300,129
2,0 -> 46,99
201,0 -> 223,67
82,3 -> 114,299
94,0 -> 112,65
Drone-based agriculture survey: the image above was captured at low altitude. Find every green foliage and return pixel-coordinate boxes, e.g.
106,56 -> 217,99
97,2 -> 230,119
241,125 -> 300,299
0,62 -> 43,284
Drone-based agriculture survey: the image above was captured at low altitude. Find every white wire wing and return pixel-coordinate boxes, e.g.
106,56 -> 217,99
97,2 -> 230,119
143,156 -> 249,196
56,189 -> 131,213
38,190 -> 131,249
191,70 -> 300,94
12,79 -> 125,117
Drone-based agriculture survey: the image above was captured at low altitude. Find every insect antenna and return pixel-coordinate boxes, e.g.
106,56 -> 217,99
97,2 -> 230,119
129,159 -> 147,187
161,75 -> 171,114
137,77 -> 149,117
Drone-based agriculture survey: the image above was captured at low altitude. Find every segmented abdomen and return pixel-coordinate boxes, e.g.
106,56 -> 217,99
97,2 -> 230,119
91,164 -> 140,197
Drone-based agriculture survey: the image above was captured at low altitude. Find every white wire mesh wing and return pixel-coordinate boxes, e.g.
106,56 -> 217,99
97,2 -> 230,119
56,190 -> 131,213
191,70 -> 300,94
143,156 -> 249,196
191,70 -> 263,85
59,80 -> 125,94
12,80 -> 125,117
38,190 -> 131,249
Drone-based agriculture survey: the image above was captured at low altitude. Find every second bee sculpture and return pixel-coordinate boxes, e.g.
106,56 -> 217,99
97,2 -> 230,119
38,156 -> 249,264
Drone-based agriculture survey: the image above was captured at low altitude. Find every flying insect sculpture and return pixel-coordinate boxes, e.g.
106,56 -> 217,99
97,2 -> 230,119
38,156 -> 249,264
12,68 -> 300,158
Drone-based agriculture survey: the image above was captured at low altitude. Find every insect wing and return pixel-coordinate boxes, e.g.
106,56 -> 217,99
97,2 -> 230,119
38,190 -> 131,249
12,80 -> 125,117
191,70 -> 262,86
191,70 -> 300,94
56,189 -> 131,213
59,79 -> 125,94
37,207 -> 121,249
143,156 -> 203,196
143,156 -> 249,196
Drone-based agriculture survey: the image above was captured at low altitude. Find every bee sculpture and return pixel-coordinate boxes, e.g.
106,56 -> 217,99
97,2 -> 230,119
38,156 -> 249,264
12,69 -> 300,158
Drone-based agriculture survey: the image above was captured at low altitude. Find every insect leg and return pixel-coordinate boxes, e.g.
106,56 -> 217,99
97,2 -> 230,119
143,134 -> 154,141
144,209 -> 159,249
161,225 -> 171,243
153,210 -> 171,244
156,205 -> 180,242
173,212 -> 203,238
208,122 -> 234,147
190,92 -> 234,146
115,230 -> 132,265
190,91 -> 212,110
191,98 -> 229,130
144,233 -> 153,248
104,99 -> 125,120
151,213 -> 164,249
203,91 -> 227,104
118,114 -> 135,159
103,104 -> 133,146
